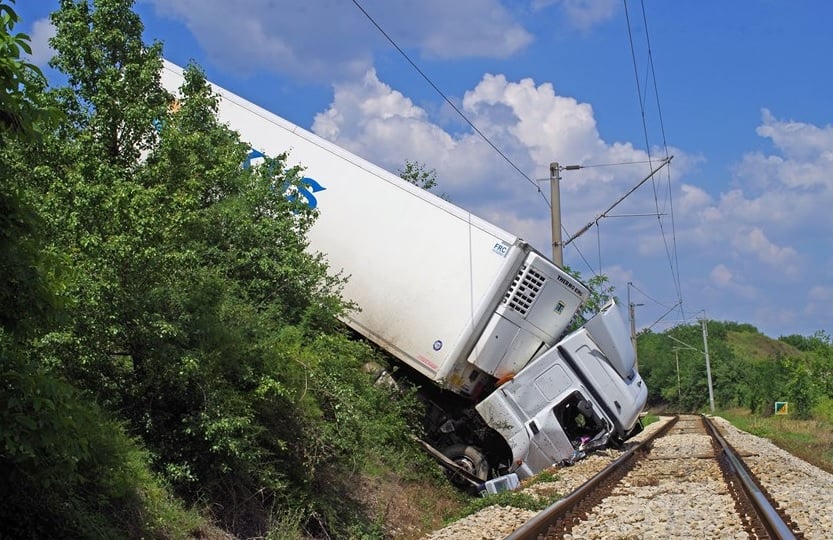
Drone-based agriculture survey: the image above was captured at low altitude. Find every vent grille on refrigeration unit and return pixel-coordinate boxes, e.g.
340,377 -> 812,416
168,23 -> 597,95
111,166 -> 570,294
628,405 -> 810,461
503,264 -> 546,316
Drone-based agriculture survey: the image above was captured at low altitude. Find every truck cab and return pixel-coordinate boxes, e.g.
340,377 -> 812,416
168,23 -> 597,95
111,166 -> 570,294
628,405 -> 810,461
475,300 -> 647,478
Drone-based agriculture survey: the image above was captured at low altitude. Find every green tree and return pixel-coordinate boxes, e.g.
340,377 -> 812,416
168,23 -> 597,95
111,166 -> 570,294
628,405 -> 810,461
0,0 -> 61,334
0,0 -> 56,140
561,266 -> 617,330
25,1 -> 422,536
399,159 -> 438,190
50,0 -> 168,162
636,319 -> 833,418
399,158 -> 453,200
1,2 -> 200,536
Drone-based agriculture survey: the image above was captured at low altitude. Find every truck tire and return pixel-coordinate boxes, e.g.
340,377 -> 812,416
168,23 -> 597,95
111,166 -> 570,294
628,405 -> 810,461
441,444 -> 489,486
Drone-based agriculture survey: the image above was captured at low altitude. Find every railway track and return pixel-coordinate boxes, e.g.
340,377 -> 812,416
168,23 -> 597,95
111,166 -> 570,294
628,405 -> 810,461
506,414 -> 801,539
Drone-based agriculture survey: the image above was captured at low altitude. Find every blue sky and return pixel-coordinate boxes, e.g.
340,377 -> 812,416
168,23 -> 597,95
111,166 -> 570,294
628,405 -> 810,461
18,0 -> 833,340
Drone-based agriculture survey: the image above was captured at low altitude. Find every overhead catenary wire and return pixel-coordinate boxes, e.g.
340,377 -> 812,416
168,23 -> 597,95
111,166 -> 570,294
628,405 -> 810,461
350,0 -> 544,199
623,0 -> 686,328
563,156 -> 673,247
352,0 -> 604,280
640,0 -> 685,324
355,0 -> 683,303
629,281 -> 683,330
347,0 -> 615,320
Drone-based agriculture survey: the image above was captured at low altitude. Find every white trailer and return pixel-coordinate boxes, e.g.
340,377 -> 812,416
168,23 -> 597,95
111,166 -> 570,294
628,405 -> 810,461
160,60 -> 647,485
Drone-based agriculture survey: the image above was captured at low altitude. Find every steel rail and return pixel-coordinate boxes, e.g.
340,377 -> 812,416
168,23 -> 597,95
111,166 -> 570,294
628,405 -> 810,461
703,415 -> 798,540
505,416 -> 678,540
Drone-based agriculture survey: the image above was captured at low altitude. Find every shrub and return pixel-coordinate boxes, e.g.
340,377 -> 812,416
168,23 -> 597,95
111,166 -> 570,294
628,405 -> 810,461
0,333 -> 201,539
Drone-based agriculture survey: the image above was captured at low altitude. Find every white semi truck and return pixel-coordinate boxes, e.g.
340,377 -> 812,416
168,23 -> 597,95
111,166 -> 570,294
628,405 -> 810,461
160,60 -> 647,485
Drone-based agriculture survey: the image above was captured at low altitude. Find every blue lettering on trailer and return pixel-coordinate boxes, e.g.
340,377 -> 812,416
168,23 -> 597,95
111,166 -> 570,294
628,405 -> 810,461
244,149 -> 326,209
288,177 -> 325,209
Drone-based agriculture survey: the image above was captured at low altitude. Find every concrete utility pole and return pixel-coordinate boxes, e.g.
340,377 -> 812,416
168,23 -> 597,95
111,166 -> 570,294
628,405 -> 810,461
549,162 -> 563,267
674,349 -> 681,399
667,324 -> 715,413
701,315 -> 715,413
627,282 -> 644,371
549,162 -> 582,268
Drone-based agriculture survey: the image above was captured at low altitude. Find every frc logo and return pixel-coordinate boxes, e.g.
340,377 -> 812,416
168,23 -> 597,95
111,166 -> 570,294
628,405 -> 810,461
244,149 -> 326,208
492,242 -> 510,257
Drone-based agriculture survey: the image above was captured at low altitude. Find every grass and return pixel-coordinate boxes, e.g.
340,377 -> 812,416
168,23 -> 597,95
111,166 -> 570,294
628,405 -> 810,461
348,464 -> 469,540
452,490 -> 554,518
717,407 -> 833,475
725,330 -> 802,364
641,413 -> 661,427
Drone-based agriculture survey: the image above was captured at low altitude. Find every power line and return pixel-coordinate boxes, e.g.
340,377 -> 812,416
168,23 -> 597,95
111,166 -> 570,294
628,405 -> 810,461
623,0 -> 685,328
355,0 -> 684,305
352,0 -> 616,284
351,0 -> 544,199
640,0 -> 684,324
349,0 -> 621,283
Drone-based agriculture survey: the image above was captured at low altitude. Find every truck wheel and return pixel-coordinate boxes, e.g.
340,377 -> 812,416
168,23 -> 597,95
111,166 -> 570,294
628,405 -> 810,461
442,444 -> 489,486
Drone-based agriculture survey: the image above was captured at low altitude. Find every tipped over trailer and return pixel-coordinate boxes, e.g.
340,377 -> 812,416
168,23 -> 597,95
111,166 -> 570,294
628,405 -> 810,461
160,60 -> 647,485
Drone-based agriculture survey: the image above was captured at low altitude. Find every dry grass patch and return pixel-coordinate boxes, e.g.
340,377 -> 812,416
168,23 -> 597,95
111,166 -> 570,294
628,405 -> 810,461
351,470 -> 467,539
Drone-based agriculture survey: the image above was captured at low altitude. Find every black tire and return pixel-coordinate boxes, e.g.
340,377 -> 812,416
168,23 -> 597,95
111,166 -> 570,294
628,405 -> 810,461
441,444 -> 489,487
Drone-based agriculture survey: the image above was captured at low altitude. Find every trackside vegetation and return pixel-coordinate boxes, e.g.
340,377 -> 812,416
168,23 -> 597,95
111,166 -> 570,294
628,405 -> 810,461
637,322 -> 833,473
1,0 -> 456,537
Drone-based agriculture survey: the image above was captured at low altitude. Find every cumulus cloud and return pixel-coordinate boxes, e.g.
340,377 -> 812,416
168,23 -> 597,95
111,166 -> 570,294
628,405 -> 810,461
734,110 -> 833,193
710,264 -> 733,286
532,0 -> 619,29
713,111 -> 833,276
709,264 -> 756,300
678,183 -> 712,214
679,111 -> 833,247
806,286 -> 833,321
309,68 -> 660,256
145,0 -> 531,79
665,108 -> 833,334
156,0 -> 828,337
311,70 -> 455,175
731,226 -> 799,273
26,18 -> 56,66
757,109 -> 833,162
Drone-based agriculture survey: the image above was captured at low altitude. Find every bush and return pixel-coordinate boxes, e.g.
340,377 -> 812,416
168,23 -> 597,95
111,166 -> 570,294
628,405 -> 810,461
0,334 -> 201,539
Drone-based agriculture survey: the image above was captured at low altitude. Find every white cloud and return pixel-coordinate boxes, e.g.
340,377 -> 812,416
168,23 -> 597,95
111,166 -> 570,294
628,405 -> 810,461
532,0 -> 619,29
806,286 -> 833,321
699,111 -> 833,282
413,2 -> 532,59
145,0 -> 531,79
309,69 -> 661,259
311,69 -> 456,177
710,264 -> 733,286
639,107 -> 833,336
731,226 -> 799,273
678,183 -> 712,214
462,74 -> 613,172
757,109 -> 833,162
735,110 -> 833,193
709,264 -> 757,300
149,0 -> 830,337
26,18 -> 56,66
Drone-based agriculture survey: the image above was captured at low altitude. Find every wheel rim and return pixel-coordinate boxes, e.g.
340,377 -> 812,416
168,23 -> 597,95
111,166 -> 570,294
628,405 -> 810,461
453,456 -> 477,476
